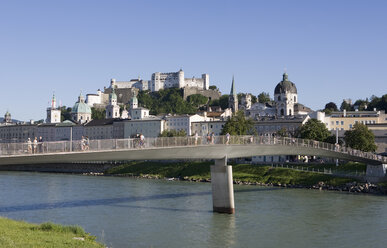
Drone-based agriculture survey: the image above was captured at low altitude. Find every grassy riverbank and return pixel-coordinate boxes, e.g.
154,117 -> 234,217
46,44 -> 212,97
106,161 -> 360,186
0,217 -> 104,248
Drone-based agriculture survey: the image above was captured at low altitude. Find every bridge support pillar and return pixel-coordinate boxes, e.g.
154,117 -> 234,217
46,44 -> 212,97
211,157 -> 235,214
366,164 -> 387,183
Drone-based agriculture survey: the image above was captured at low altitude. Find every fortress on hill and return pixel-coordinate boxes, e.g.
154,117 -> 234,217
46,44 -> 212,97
86,69 -> 220,108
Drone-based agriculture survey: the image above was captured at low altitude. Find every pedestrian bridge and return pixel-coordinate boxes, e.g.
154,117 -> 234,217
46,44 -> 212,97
1,136 -> 386,214
0,136 -> 385,165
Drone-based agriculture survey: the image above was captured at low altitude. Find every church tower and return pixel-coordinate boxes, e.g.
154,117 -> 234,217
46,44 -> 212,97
46,93 -> 61,124
274,72 -> 298,116
228,76 -> 238,113
130,92 -> 138,110
106,87 -> 120,119
4,111 -> 12,123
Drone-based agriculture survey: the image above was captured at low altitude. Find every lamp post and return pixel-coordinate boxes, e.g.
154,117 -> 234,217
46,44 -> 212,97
70,126 -> 73,152
335,128 -> 339,166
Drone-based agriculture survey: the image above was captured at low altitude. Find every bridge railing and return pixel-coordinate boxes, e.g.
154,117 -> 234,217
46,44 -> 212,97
0,135 -> 386,163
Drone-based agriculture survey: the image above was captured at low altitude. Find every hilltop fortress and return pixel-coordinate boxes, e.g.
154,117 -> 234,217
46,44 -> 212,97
86,69 -> 219,108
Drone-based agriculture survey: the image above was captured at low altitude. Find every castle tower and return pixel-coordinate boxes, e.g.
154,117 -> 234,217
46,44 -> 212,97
46,93 -> 61,124
228,76 -> 238,113
106,87 -> 120,119
274,72 -> 298,116
178,68 -> 185,88
202,73 -> 210,90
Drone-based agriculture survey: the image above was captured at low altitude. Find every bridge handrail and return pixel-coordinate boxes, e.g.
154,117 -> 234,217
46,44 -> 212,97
0,135 -> 385,163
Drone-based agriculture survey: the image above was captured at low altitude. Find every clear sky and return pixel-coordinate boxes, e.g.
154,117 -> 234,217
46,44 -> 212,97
1,0 -> 386,121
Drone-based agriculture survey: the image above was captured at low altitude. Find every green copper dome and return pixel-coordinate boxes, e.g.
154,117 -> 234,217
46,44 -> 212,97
71,93 -> 92,114
110,88 -> 117,101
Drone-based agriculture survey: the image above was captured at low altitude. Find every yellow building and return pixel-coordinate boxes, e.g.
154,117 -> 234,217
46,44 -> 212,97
325,110 -> 387,131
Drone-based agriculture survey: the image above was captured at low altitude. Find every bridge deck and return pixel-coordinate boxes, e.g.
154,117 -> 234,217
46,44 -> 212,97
0,136 -> 385,166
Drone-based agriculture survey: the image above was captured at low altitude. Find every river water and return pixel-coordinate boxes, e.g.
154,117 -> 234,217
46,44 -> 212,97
0,171 -> 386,248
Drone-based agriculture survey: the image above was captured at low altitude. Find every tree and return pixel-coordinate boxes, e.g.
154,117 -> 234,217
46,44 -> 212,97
257,92 -> 271,103
340,100 -> 353,111
324,134 -> 343,145
353,99 -> 369,111
298,119 -> 330,142
367,94 -> 387,112
137,88 -> 197,115
91,107 -> 106,120
60,106 -> 72,122
344,123 -> 377,152
221,111 -> 255,135
323,102 -> 338,114
159,129 -> 187,137
209,85 -> 217,90
218,95 -> 230,110
187,94 -> 208,108
251,95 -> 257,104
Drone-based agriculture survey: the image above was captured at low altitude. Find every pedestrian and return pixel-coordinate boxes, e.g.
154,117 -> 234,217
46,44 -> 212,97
81,136 -> 86,151
38,136 -> 43,153
226,132 -> 230,145
140,133 -> 145,148
211,132 -> 215,144
85,136 -> 90,151
206,133 -> 211,144
27,138 -> 32,154
194,132 -> 198,145
33,137 -> 38,154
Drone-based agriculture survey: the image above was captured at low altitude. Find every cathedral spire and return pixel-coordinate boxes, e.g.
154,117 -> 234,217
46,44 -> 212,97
228,76 -> 238,113
230,75 -> 236,96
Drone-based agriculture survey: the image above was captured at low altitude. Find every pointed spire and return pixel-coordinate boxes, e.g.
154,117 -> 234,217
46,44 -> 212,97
51,92 -> 57,109
230,75 -> 236,96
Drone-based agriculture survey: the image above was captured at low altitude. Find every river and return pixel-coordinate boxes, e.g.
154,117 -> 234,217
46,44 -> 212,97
0,171 -> 386,248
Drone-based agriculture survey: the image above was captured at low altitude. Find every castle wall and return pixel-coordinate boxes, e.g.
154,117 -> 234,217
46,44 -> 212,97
183,88 -> 221,101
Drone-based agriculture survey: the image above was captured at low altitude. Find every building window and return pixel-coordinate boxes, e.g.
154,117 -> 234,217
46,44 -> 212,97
341,121 -> 344,125
349,124 -> 353,129
336,121 -> 339,125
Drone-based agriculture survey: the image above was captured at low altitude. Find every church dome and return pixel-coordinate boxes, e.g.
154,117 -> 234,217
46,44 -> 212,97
274,73 -> 297,94
71,102 -> 91,114
5,111 -> 11,117
71,93 -> 92,114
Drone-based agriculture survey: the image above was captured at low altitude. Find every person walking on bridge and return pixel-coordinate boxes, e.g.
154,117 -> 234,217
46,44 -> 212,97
140,133 -> 145,148
38,136 -> 43,153
226,132 -> 230,145
27,138 -> 32,154
33,137 -> 38,154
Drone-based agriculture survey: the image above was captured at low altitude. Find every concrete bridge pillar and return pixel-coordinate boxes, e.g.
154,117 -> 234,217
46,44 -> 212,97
211,157 -> 235,214
366,164 -> 387,183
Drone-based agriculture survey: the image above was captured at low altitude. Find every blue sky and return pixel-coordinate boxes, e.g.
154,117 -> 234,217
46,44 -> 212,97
0,0 -> 386,121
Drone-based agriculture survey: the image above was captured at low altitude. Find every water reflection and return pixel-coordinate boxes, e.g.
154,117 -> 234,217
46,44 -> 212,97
0,187 -> 281,213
